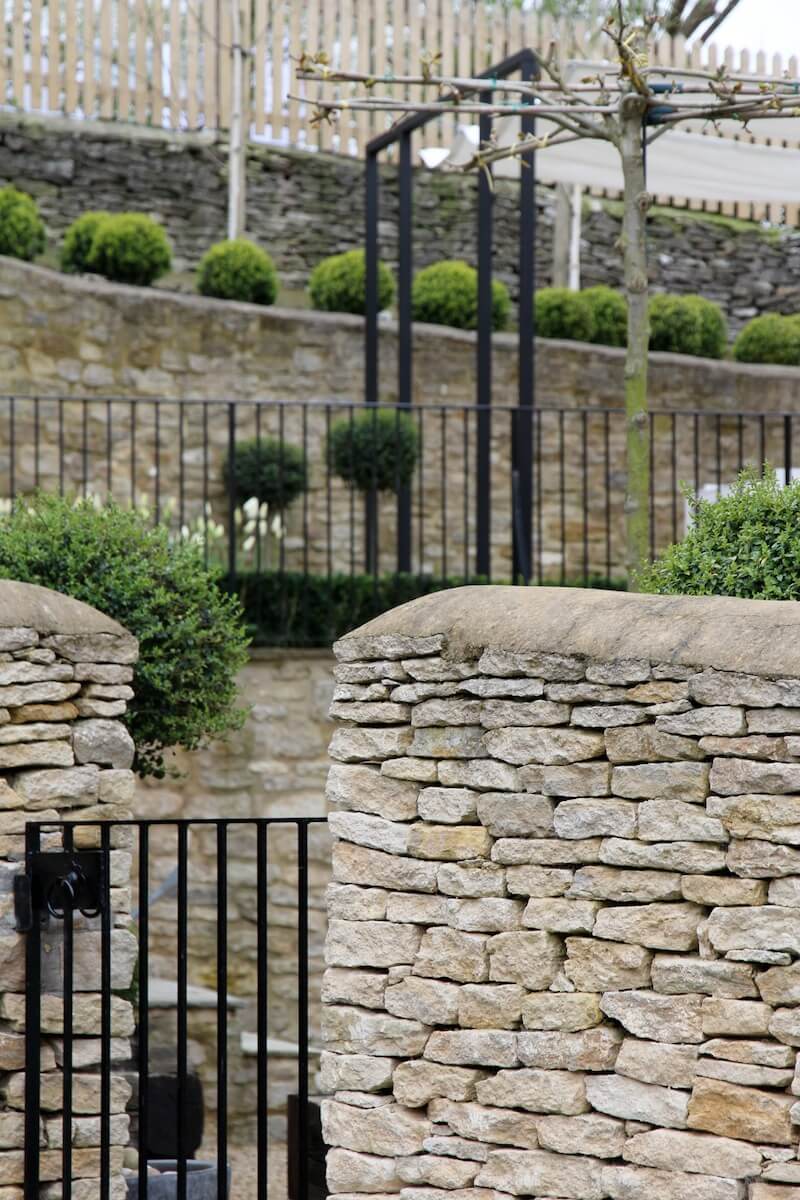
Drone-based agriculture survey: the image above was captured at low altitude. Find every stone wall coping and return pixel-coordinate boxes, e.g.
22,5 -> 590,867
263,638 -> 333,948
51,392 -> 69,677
341,584 -> 800,678
0,578 -> 131,637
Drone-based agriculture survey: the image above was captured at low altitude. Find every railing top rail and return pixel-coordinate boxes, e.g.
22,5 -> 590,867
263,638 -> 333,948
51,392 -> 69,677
26,816 -> 329,827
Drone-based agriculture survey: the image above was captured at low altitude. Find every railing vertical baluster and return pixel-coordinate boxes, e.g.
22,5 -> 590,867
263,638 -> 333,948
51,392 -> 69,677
476,101 -> 493,579
535,409 -> 543,585
397,131 -> 413,573
441,409 -> 447,581
227,403 -> 237,578
297,821 -> 310,1200
716,412 -> 723,495
137,824 -> 150,1200
177,823 -> 189,1200
582,411 -> 589,584
559,411 -> 566,584
106,399 -> 113,499
63,825 -> 74,1200
154,399 -> 161,523
202,403 -> 210,567
515,52 -> 536,585
179,401 -> 186,535
463,411 -> 469,582
131,400 -> 137,508
23,822 -> 42,1200
59,399 -> 65,497
82,397 -> 88,498
605,411 -> 611,582
34,396 -> 40,491
785,413 -> 793,483
693,413 -> 700,497
671,413 -> 678,545
217,823 -> 228,1200
326,405 -> 333,579
100,822 -> 111,1200
649,411 -> 655,562
256,822 -> 268,1200
9,396 -> 15,506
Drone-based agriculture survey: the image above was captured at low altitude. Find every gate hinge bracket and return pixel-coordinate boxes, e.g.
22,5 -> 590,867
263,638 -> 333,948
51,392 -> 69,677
15,850 -> 105,932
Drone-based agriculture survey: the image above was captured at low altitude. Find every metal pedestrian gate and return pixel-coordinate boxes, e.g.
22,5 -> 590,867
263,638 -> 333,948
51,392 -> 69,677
15,817 -> 328,1200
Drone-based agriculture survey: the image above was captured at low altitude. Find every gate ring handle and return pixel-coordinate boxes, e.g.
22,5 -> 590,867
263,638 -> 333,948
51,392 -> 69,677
46,875 -> 77,919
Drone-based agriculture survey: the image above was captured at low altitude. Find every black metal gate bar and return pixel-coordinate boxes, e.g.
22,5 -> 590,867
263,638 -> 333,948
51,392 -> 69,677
20,816 -> 326,1200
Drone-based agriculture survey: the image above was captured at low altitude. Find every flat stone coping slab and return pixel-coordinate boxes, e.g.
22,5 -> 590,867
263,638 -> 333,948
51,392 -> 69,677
0,579 -> 130,636
147,977 -> 245,1009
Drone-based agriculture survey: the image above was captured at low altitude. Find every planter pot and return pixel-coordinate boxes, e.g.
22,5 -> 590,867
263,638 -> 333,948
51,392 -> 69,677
124,1161 -> 231,1200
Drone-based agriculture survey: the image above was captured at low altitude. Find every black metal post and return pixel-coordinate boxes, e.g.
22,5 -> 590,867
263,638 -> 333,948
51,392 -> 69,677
397,131 -> 413,573
365,151 -> 380,574
476,102 -> 493,579
23,823 -> 41,1200
514,56 -> 536,584
227,403 -> 237,579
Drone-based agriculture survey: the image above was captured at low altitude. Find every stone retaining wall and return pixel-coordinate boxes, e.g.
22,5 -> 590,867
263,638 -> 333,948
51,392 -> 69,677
321,586 -> 800,1199
0,581 -> 138,1200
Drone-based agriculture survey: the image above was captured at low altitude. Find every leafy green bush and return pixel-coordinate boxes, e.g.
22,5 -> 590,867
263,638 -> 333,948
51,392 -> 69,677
583,285 -> 627,347
0,186 -> 46,261
60,211 -> 109,274
197,239 -> 278,305
309,249 -> 394,315
648,293 -> 727,359
328,409 -> 419,493
85,213 -> 172,286
534,288 -> 594,342
0,494 -> 249,776
223,437 -> 307,509
732,313 -> 800,366
641,469 -> 800,599
411,260 -> 510,332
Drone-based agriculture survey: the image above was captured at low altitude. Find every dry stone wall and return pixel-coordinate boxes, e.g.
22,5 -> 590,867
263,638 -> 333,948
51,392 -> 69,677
321,586 -> 800,1200
0,581 -> 138,1200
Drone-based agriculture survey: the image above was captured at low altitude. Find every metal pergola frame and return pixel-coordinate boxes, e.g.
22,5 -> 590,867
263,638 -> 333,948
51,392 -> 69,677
364,47 -> 539,583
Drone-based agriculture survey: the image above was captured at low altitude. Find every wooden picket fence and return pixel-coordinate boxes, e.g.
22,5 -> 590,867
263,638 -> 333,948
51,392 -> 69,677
1,0 -> 797,222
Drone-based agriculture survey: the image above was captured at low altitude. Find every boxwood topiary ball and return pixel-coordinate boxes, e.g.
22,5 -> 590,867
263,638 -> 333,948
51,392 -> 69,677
60,211 -> 110,274
197,239 -> 279,305
411,260 -> 510,332
328,408 -> 419,493
223,437 -> 307,509
534,287 -> 594,342
0,186 -> 46,262
85,212 -> 172,287
583,285 -> 627,347
309,248 -> 395,315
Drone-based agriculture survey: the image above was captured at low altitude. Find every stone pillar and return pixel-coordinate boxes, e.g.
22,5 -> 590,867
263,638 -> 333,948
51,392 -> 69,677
321,586 -> 800,1200
0,581 -> 138,1200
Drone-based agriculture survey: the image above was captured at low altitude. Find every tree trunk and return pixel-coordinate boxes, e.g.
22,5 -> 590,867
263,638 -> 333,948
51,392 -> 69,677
619,96 -> 651,584
227,0 -> 246,239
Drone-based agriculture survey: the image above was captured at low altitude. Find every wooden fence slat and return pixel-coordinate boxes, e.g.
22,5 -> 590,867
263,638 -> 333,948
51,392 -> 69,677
269,0 -> 283,141
473,0 -> 486,75
439,0 -> 455,150
12,0 -> 25,108
304,0 -> 319,149
202,0 -> 217,128
185,0 -> 198,128
46,0 -> 60,111
338,0 -> 352,153
0,0 -> 6,109
118,0 -> 130,120
83,0 -> 96,116
64,0 -> 78,113
152,0 -> 164,126
354,0 -> 368,152
133,0 -> 147,123
30,0 -> 43,111
372,0 -> 387,147
169,0 -> 181,127
457,0 -> 471,80
99,0 -> 113,118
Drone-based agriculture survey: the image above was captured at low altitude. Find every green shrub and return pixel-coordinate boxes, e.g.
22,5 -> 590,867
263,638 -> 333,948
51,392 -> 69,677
0,186 -> 46,261
328,409 -> 419,493
60,211 -> 109,274
583,285 -> 627,347
733,313 -> 800,365
309,249 -> 394,315
197,238 -> 278,305
534,287 -> 594,342
0,493 -> 249,776
411,260 -> 510,332
223,437 -> 307,509
641,468 -> 800,599
85,213 -> 172,286
648,293 -> 727,359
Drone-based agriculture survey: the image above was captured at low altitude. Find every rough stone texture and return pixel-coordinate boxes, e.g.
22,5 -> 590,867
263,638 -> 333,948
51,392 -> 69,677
324,589 -> 800,1199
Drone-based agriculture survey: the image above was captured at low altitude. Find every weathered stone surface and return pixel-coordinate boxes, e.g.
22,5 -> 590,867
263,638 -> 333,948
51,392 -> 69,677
326,919 -> 421,968
600,991 -> 704,1043
680,874 -> 767,906
554,798 -> 637,840
538,762 -> 611,797
423,1134 -> 491,1161
520,992 -> 602,1031
656,707 -> 745,737
385,976 -> 461,1025
706,906 -> 800,955
321,1006 -> 430,1056
517,1028 -> 622,1071
0,737 -> 74,770
329,811 -> 411,855
409,726 -> 486,759
481,699 -> 570,728
522,898 -> 600,934
384,891 -> 450,924
476,793 -> 554,837
695,1057 -> 794,1088
478,648 -> 584,681
412,698 -> 482,726
438,861 -> 506,897
321,967 -> 387,1010
638,799 -> 727,843
462,677 -> 544,698
326,1147 -> 402,1194
593,903 -> 703,952
11,764 -> 98,806
699,734 -> 791,760
768,1007 -> 800,1047
615,1038 -> 699,1088
748,707 -> 800,733
322,1099 -> 431,1156
428,1099 -> 539,1149
767,875 -> 800,906
335,633 -> 444,662
611,763 -> 709,802
484,727 -> 604,766
564,938 -> 652,991
700,1039 -> 794,1067
756,962 -> 800,1006
332,842 -> 439,893
572,704 -> 647,728
568,866 -> 682,903
605,725 -> 705,764
487,930 -> 563,988
475,1148 -> 604,1199
506,865 -> 574,897
687,1077 -> 795,1145
601,838 -> 726,874
328,762 -> 419,820
0,680 -> 80,707
396,1154 -> 479,1189
71,717 -> 131,769
319,1051 -> 396,1094
586,1074 -> 689,1128
448,897 -> 525,932
424,1030 -> 518,1068
601,1163 -> 744,1199
417,787 -> 478,824
475,1069 -> 588,1116
381,755 -> 439,782
701,997 -> 772,1037
710,794 -> 800,843
622,1127 -> 761,1178
711,757 -> 800,795
414,927 -> 489,983
328,726 -> 414,762
651,955 -> 757,999
392,1060 -> 485,1107
402,656 -> 477,682
493,836 -> 601,865
689,670 -> 799,708
536,1113 -> 625,1159
438,760 -> 520,790
407,825 -> 493,862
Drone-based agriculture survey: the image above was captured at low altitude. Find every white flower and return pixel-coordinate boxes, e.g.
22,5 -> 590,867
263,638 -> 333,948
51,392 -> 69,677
243,496 -> 260,520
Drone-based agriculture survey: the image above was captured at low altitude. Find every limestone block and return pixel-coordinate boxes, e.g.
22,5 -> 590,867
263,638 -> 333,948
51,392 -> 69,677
536,1113 -> 625,1159
334,633 -> 444,661
321,968 -> 387,1011
438,760 -> 520,791
480,700 -> 570,728
97,769 -> 135,804
522,898 -> 600,934
418,787 -> 478,824
553,798 -> 637,840
711,758 -> 800,795
447,897 -> 525,933
637,799 -> 727,843
327,883 -> 388,921
414,927 -> 489,983
334,660 -> 408,684
768,1007 -> 800,1047
321,1006 -> 430,1056
412,699 -> 482,727
727,839 -> 800,878
325,919 -> 421,968
593,903 -> 703,952
475,1147 -> 604,1199
680,875 -> 767,906
756,962 -> 800,1005
564,938 -> 653,991
477,648 -> 583,681
601,1163 -> 744,1200
506,865 -> 573,897
487,930 -> 563,988
695,1058 -> 793,1088
73,664 -> 134,684
329,701 -> 410,725
409,727 -> 485,759
476,793 -> 554,837
493,837 -> 601,866
572,705 -> 647,728
520,992 -> 602,1032
45,1113 -> 129,1149
458,984 -> 525,1029
462,677 -> 544,699
329,811 -> 411,855
327,763 -> 419,820
750,1185 -> 800,1200
686,1077 -> 795,1144
407,825 -> 492,862
485,727 -> 604,766
585,1074 -> 689,1128
385,892 -> 451,924
651,955 -> 757,999
392,1060 -> 485,1107
538,762 -> 611,797
627,681 -> 688,703
396,1155 -> 479,1189
11,764 -> 99,806
569,867 -> 682,903
614,1038 -> 699,1088
699,734 -> 790,760
424,1030 -> 518,1068
0,993 -> 133,1036
701,998 -> 772,1037
748,707 -> 800,733
709,794 -> 800,843
549,683 -> 628,703
689,670 -> 800,708
604,726 -> 705,764
611,763 -> 709,802
516,1027 -> 622,1071
427,1099 -> 539,1149
601,839 -> 726,874
319,1052 -> 396,1094
423,1135 -> 490,1160
600,990 -> 703,1043
706,906 -> 800,955
438,862 -> 506,897
700,1039 -> 794,1067
72,720 -> 134,769
332,842 -> 439,893
385,976 -> 460,1025
768,876 -> 800,906
475,1069 -> 588,1116
326,1147 -> 402,1195
2,1071 -> 130,1114
656,707 -> 745,737
75,698 -> 126,718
